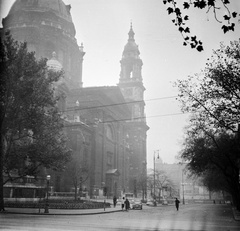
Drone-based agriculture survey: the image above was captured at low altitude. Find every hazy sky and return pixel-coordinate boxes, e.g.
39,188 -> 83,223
1,0 -> 240,168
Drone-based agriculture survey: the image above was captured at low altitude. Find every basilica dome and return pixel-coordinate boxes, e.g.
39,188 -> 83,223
8,0 -> 73,22
3,0 -> 76,37
2,0 -> 83,88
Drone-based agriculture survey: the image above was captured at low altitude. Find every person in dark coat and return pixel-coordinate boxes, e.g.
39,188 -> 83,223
113,196 -> 117,208
125,198 -> 130,211
175,198 -> 180,211
121,197 -> 125,210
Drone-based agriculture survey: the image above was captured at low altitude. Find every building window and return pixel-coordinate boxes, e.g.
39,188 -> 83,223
107,152 -> 113,166
83,148 -> 88,165
106,125 -> 114,140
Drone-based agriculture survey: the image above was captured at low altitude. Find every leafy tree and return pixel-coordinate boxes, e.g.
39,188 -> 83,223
137,171 -> 148,201
181,126 -> 240,209
60,130 -> 89,200
200,167 -> 230,194
65,154 -> 89,201
176,39 -> 240,133
176,39 -> 240,210
0,34 -> 71,211
147,169 -> 176,201
163,0 -> 239,51
155,170 -> 176,200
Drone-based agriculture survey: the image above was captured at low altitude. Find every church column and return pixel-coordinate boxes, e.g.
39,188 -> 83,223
78,43 -> 85,88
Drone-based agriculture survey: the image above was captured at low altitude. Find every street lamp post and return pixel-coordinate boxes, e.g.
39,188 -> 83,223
153,150 -> 159,206
101,182 -> 106,211
44,175 -> 51,213
182,170 -> 185,205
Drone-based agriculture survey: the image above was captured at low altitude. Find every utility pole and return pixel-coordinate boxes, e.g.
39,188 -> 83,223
153,150 -> 159,206
182,169 -> 185,205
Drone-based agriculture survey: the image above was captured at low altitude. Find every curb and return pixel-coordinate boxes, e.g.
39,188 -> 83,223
1,209 -> 123,216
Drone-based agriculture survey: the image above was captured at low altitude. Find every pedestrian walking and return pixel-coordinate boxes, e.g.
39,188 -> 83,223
175,198 -> 180,211
121,197 -> 125,210
113,196 -> 117,208
125,198 -> 130,211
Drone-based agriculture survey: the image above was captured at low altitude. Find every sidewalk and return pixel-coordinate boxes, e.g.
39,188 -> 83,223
2,204 -> 240,220
2,205 -> 123,216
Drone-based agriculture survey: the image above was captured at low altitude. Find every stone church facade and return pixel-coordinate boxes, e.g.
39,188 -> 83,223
1,0 -> 148,199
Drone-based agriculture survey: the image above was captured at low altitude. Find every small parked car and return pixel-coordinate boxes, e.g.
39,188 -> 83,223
146,200 -> 155,206
131,199 -> 142,210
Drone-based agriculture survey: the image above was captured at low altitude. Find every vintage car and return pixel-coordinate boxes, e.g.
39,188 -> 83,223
146,200 -> 155,206
131,199 -> 143,210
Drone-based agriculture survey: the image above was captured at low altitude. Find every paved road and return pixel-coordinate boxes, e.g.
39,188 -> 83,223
1,204 -> 239,230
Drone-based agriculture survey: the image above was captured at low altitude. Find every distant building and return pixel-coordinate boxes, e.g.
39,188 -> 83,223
1,0 -> 148,199
155,163 -> 224,201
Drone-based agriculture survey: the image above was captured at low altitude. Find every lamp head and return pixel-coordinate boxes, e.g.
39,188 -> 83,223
154,150 -> 160,159
46,175 -> 51,181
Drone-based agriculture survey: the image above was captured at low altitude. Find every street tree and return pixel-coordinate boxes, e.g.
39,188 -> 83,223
200,167 -> 230,195
181,125 -> 240,209
147,169 -> 176,201
65,154 -> 89,201
176,39 -> 240,210
0,34 -> 71,211
62,130 -> 89,200
176,39 -> 240,133
163,0 -> 239,51
137,172 -> 148,201
155,170 -> 176,201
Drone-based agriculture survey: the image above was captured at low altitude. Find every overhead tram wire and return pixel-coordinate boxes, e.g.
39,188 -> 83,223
61,95 -> 178,113
64,111 -> 188,128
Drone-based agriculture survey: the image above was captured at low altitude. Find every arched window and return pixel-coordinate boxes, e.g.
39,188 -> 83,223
83,148 -> 88,164
106,125 -> 114,141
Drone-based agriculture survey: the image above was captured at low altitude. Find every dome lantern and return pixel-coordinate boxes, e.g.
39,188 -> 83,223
47,52 -> 62,71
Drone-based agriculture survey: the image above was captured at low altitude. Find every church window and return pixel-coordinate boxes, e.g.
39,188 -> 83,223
83,148 -> 88,165
106,125 -> 114,140
107,152 -> 113,166
134,88 -> 141,100
58,49 -> 64,64
44,41 -> 55,59
134,104 -> 141,117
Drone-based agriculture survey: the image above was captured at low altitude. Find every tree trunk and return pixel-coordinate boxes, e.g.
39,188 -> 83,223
232,191 -> 240,211
230,182 -> 240,211
234,186 -> 240,211
74,185 -> 78,201
0,133 -> 5,211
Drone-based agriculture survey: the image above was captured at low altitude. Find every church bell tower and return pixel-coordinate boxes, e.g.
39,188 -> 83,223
118,24 -> 148,196
118,23 -> 145,120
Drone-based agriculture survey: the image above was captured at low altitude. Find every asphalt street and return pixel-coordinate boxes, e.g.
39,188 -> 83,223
1,204 -> 240,231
